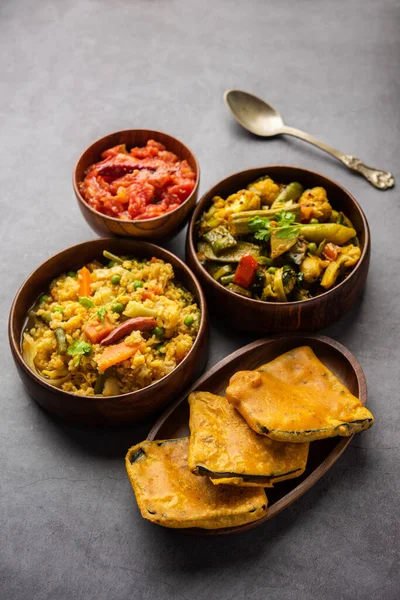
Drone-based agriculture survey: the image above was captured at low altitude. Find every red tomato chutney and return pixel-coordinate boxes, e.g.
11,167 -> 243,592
80,140 -> 196,220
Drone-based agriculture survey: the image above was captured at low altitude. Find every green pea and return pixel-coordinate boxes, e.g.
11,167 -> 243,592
308,242 -> 318,254
67,271 -> 76,278
133,280 -> 143,289
267,267 -> 276,274
108,260 -> 116,268
40,295 -> 50,304
152,326 -> 165,338
111,302 -> 124,314
156,343 -> 166,355
310,218 -> 319,224
184,315 -> 194,327
52,306 -> 63,314
111,274 -> 121,285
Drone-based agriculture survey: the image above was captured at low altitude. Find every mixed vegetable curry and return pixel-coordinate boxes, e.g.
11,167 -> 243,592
196,176 -> 361,302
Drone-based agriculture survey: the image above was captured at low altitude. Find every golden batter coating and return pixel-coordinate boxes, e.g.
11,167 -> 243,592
188,391 -> 309,486
226,346 -> 374,443
125,438 -> 268,529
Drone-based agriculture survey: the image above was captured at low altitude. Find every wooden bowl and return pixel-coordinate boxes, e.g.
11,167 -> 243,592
186,166 -> 370,332
8,239 -> 208,426
73,130 -> 200,239
148,333 -> 368,535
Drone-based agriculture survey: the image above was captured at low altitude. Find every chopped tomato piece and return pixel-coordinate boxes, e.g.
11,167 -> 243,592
84,317 -> 114,344
233,254 -> 259,288
323,243 -> 341,262
97,341 -> 144,373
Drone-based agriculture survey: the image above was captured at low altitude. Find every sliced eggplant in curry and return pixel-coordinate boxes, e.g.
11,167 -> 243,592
226,346 -> 374,443
125,438 -> 268,529
188,392 -> 309,486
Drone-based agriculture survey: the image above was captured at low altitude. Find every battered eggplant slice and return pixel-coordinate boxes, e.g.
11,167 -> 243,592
188,392 -> 309,487
226,346 -> 374,443
125,438 -> 267,529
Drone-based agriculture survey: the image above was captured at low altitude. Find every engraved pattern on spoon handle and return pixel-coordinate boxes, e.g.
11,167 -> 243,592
280,126 -> 395,190
339,155 -> 394,190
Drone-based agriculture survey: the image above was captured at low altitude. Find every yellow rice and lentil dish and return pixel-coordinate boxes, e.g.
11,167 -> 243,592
22,250 -> 200,396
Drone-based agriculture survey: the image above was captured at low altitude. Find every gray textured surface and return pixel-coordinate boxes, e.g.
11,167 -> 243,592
1,1 -> 400,598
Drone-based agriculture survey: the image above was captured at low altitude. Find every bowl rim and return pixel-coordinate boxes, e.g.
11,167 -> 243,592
73,128 -> 200,225
8,238 -> 208,402
187,164 -> 370,308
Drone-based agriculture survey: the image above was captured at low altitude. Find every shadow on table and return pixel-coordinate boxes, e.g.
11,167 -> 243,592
131,447 -> 369,571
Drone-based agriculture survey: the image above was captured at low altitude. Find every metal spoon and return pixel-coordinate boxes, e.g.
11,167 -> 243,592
224,89 -> 394,190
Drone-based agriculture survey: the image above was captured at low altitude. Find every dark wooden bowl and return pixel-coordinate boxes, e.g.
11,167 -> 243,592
73,130 -> 200,239
8,239 -> 208,426
186,166 -> 370,332
148,334 -> 368,535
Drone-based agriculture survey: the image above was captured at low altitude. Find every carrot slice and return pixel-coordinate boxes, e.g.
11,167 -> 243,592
97,341 -> 144,373
84,317 -> 114,344
78,266 -> 92,297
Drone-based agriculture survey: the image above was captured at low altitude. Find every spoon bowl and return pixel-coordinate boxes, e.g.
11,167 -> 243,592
224,89 -> 284,136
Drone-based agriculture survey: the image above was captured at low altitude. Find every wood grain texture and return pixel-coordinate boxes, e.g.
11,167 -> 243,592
73,129 -> 200,239
186,166 -> 370,332
8,239 -> 208,426
148,333 -> 368,535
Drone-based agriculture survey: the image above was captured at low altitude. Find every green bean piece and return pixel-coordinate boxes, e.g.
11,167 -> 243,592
108,260 -> 116,268
212,264 -> 232,281
94,373 -> 106,395
316,240 -> 326,257
111,274 -> 121,285
271,182 -> 304,208
203,226 -> 237,255
184,315 -> 194,327
39,312 -> 51,324
220,273 -> 235,285
111,302 -> 125,314
67,271 -> 77,278
257,256 -> 274,266
308,242 -> 317,254
299,223 -> 356,245
203,241 -> 261,263
152,326 -> 165,338
103,250 -> 124,264
40,295 -> 50,304
226,283 -> 252,298
54,328 -> 67,354
133,280 -> 143,289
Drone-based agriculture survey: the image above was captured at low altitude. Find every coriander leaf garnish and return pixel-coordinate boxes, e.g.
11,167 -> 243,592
273,210 -> 300,240
79,296 -> 95,309
97,306 -> 107,323
248,216 -> 272,242
67,340 -> 92,357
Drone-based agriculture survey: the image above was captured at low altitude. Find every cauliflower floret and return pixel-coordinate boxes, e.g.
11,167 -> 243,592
299,187 -> 332,222
200,190 -> 260,234
320,245 -> 361,289
247,177 -> 280,205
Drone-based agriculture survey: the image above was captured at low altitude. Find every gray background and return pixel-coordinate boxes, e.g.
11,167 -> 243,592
1,1 -> 399,599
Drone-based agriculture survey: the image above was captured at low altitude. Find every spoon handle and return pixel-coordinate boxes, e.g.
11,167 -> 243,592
281,126 -> 395,190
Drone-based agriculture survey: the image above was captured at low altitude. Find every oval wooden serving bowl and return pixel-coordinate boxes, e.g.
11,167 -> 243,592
73,129 -> 200,239
186,166 -> 370,332
148,333 -> 367,535
9,239 -> 208,426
